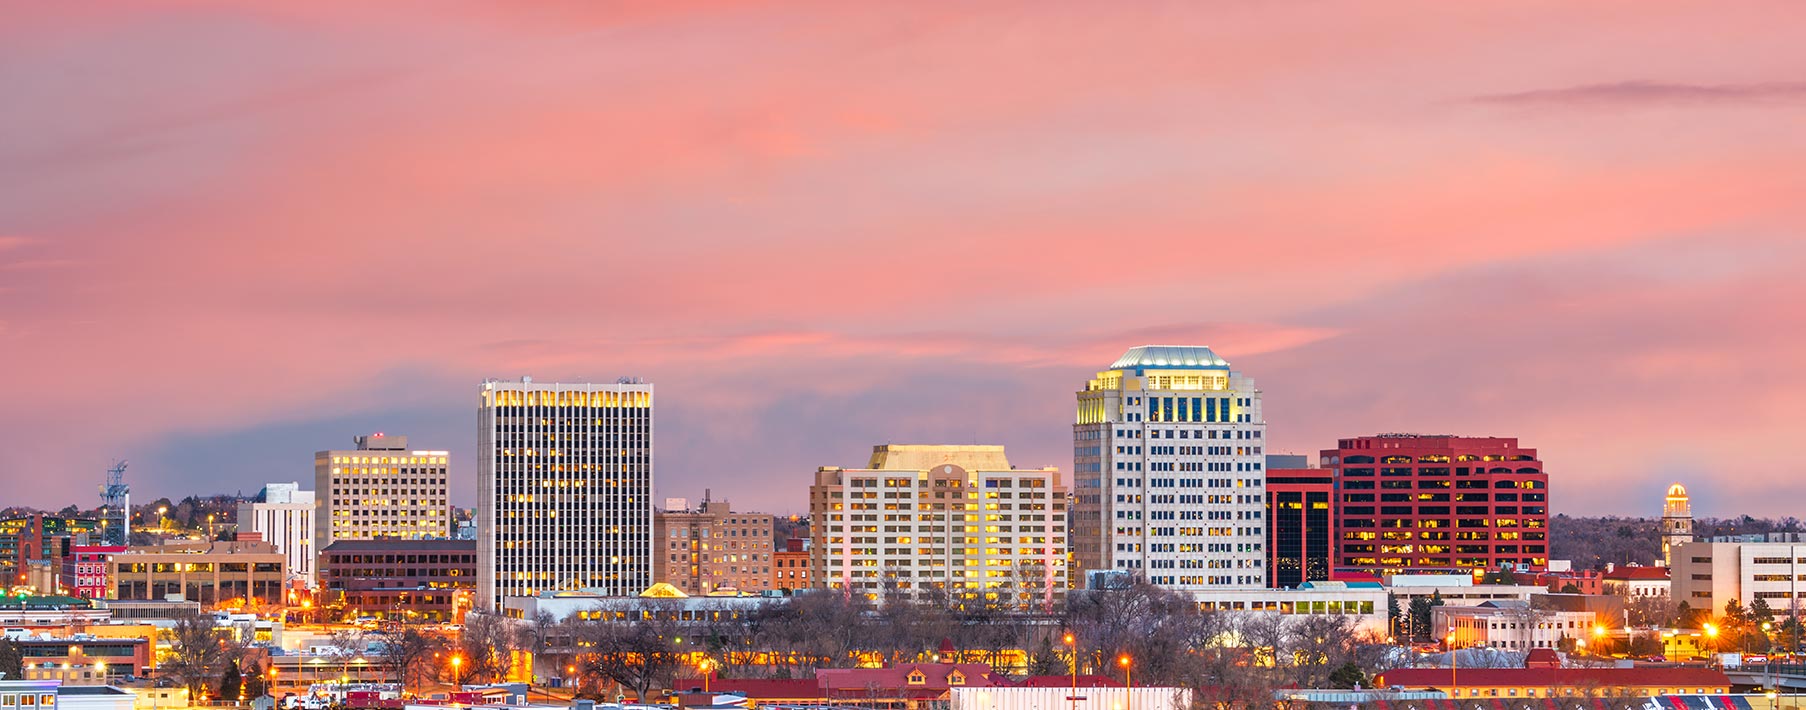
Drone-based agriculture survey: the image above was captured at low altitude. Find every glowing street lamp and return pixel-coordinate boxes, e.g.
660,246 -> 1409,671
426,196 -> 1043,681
450,655 -> 463,687
698,658 -> 714,694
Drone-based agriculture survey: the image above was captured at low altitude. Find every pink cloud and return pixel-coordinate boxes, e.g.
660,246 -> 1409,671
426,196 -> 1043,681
2,3 -> 1805,514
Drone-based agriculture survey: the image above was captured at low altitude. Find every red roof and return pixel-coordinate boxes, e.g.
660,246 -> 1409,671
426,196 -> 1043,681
1523,649 -> 1561,668
1376,666 -> 1729,689
817,663 -> 1002,695
1009,675 -> 1123,688
670,678 -> 822,700
1603,566 -> 1670,581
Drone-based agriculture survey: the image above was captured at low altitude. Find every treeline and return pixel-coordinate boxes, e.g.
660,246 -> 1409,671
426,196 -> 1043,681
490,583 -> 1401,707
1551,515 -> 1806,571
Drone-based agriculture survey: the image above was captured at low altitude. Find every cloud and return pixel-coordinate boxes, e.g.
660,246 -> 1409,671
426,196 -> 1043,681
1473,80 -> 1806,107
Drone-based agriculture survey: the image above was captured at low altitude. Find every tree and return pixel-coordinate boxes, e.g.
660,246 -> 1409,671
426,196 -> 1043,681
381,628 -> 443,690
1328,661 -> 1366,689
164,613 -> 236,698
1407,597 -> 1434,643
0,639 -> 21,679
1559,583 -> 1582,594
570,608 -> 687,701
243,666 -> 268,700
459,613 -> 518,684
1024,634 -> 1061,676
218,659 -> 244,702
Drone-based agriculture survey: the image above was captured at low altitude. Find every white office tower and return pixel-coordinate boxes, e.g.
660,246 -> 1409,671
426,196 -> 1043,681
239,482 -> 317,587
478,378 -> 654,610
1072,345 -> 1268,589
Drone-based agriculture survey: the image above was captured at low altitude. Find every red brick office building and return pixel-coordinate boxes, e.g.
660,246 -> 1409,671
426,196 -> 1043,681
1325,435 -> 1549,576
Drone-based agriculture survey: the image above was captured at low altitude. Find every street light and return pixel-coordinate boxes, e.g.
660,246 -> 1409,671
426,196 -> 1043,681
1063,632 -> 1078,710
450,655 -> 463,688
1118,655 -> 1131,710
1593,625 -> 1608,657
1705,623 -> 1720,661
1447,634 -> 1459,699
698,658 -> 713,694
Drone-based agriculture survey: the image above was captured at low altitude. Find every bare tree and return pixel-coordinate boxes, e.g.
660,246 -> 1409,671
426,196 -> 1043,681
380,628 -> 443,690
163,614 -> 238,698
329,628 -> 367,657
459,613 -> 519,684
570,604 -> 687,701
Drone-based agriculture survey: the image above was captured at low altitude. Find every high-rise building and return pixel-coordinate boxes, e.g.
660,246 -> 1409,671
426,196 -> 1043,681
653,497 -> 775,595
477,378 -> 654,610
1265,467 -> 1334,589
1324,435 -> 1550,576
1662,483 -> 1694,568
313,434 -> 451,555
1072,345 -> 1268,589
809,444 -> 1067,611
239,482 -> 317,588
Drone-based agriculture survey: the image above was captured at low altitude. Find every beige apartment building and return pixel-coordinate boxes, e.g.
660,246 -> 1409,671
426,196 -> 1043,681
653,498 -> 775,595
314,434 -> 451,554
810,445 -> 1067,611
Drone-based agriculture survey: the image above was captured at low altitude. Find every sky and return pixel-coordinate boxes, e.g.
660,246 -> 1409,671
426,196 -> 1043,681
3,2 -> 1804,519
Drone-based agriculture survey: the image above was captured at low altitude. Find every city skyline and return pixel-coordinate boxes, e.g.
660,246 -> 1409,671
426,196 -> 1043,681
5,4 -> 1805,517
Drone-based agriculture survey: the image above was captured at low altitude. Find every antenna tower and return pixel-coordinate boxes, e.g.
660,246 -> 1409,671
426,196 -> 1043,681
99,460 -> 130,546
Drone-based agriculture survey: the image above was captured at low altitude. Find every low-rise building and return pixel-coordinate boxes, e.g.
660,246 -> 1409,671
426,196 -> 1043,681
1434,600 -> 1595,652
0,515 -> 102,590
0,596 -> 110,634
106,540 -> 287,607
1672,541 -> 1806,614
1372,666 -> 1730,701
1602,566 -> 1671,598
771,539 -> 810,593
319,539 -> 476,622
1385,574 -> 1547,608
60,547 -> 124,600
1180,581 -> 1391,635
13,636 -> 153,682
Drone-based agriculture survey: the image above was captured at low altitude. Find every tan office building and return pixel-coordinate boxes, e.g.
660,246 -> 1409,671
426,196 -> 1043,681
314,433 -> 451,554
810,445 -> 1067,611
107,540 -> 287,606
653,499 -> 775,595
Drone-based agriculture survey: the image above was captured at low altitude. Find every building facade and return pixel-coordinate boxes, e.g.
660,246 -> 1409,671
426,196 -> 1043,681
1265,468 -> 1333,589
653,499 -> 774,595
59,546 -> 124,599
313,434 -> 451,555
1671,541 -> 1806,615
772,539 -> 810,593
106,540 -> 286,606
1662,483 -> 1694,568
1434,600 -> 1596,652
239,483 -> 316,588
1072,345 -> 1268,590
477,378 -> 654,609
319,539 -> 476,621
810,445 -> 1066,610
1602,566 -> 1671,598
0,516 -> 101,589
1325,435 -> 1549,576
